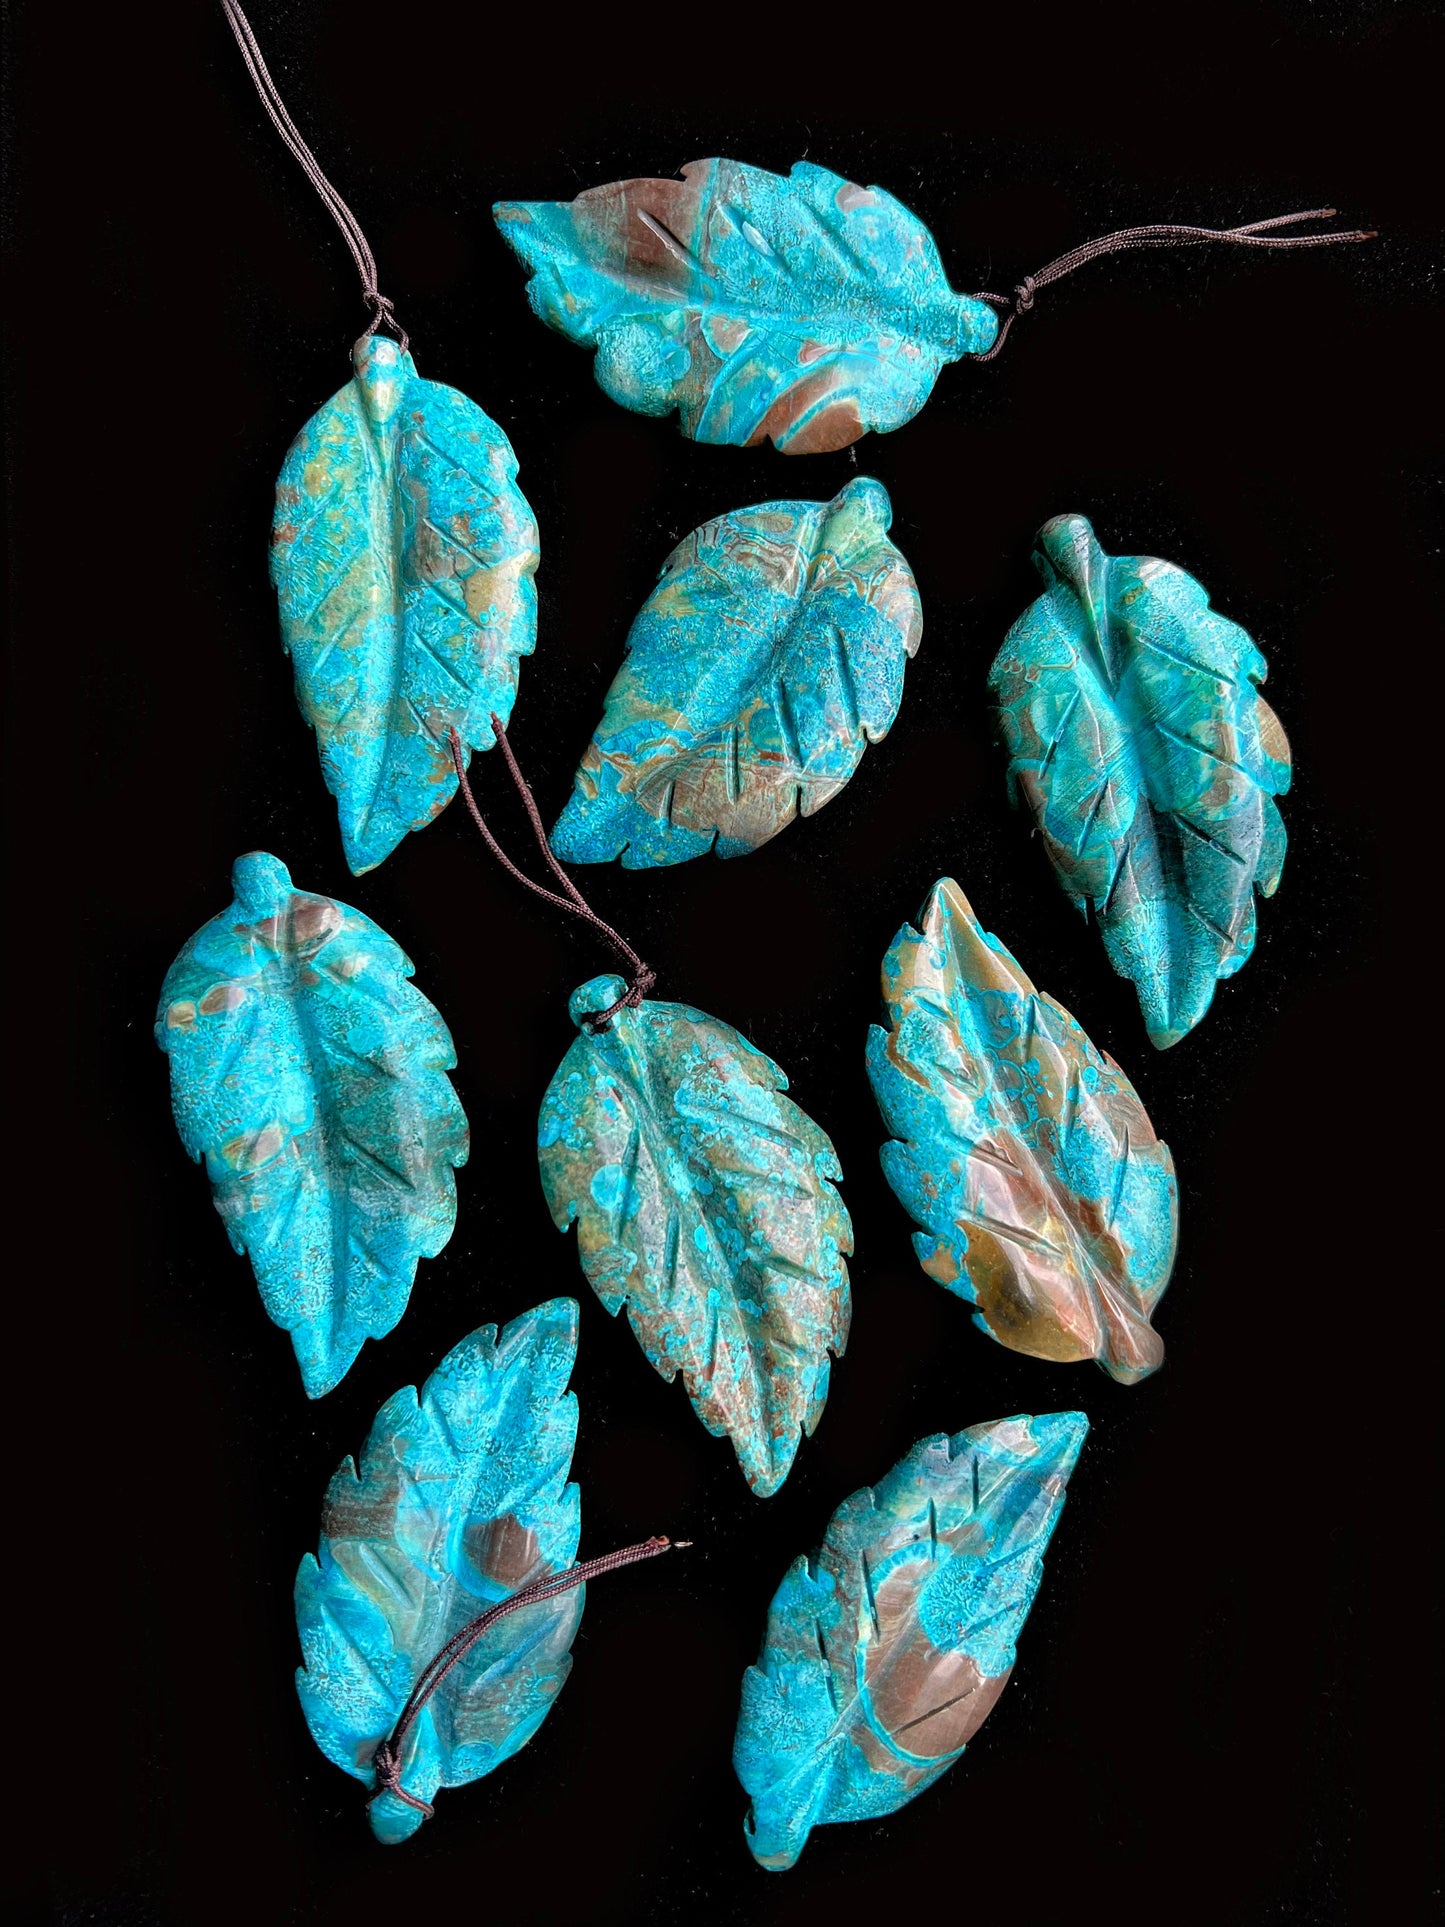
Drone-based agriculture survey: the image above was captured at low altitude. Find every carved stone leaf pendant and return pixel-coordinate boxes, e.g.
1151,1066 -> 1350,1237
990,514 -> 1292,1048
867,880 -> 1177,1383
735,1411 -> 1087,1869
296,1300 -> 583,1842
272,335 -> 540,875
550,478 -> 921,867
538,975 -> 852,1497
156,852 -> 468,1396
494,159 -> 998,452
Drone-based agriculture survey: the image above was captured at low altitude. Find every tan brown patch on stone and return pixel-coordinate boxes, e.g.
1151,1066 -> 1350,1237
1256,695 -> 1291,770
853,1720 -> 932,1789
463,567 -> 498,620
965,1224 -> 1094,1362
704,313 -> 750,357
572,171 -> 707,291
323,1463 -> 402,1544
466,1513 -> 547,1591
250,895 -> 343,959
748,376 -> 865,455
835,182 -> 878,213
198,982 -> 249,1017
220,1122 -> 286,1173
871,1645 -> 1010,1758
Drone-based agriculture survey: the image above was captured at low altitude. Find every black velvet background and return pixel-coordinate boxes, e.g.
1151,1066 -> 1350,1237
7,3 -> 1439,1921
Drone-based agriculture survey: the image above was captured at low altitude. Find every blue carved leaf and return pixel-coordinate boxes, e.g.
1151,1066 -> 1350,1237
272,334 -> 540,875
295,1300 -> 582,1843
735,1411 -> 1087,1869
989,514 -> 1292,1048
495,160 -> 998,452
537,976 -> 852,1497
550,478 -> 922,867
155,852 -> 468,1396
867,880 -> 1177,1383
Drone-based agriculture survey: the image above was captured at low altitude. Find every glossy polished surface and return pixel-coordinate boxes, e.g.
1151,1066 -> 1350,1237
295,1301 -> 584,1842
867,880 -> 1177,1381
155,852 -> 468,1396
550,478 -> 921,866
538,975 -> 852,1497
495,159 -> 998,451
735,1411 -> 1087,1869
272,335 -> 539,874
990,514 -> 1291,1048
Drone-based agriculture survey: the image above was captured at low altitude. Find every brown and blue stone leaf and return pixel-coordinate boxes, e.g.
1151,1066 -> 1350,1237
296,1300 -> 583,1842
494,159 -> 998,452
155,852 -> 468,1396
272,335 -> 539,875
989,514 -> 1292,1048
867,879 -> 1177,1383
538,976 -> 852,1497
550,478 -> 922,866
735,1411 -> 1087,1869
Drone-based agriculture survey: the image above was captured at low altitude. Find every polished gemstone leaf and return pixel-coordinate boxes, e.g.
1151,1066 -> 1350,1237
538,975 -> 851,1496
550,478 -> 922,867
990,514 -> 1291,1048
272,334 -> 540,875
867,880 -> 1177,1383
156,852 -> 468,1396
295,1300 -> 583,1843
494,159 -> 998,452
735,1410 -> 1087,1869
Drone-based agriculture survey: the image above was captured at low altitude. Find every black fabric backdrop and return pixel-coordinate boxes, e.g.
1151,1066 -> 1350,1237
6,3 -> 1439,1922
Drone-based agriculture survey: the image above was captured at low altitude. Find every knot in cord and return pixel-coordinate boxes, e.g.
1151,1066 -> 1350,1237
362,289 -> 409,349
1014,275 -> 1037,314
580,966 -> 657,1033
368,1739 -> 435,1820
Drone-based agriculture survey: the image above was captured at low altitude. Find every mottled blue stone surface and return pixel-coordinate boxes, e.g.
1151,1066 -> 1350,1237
495,160 -> 998,451
990,514 -> 1292,1048
156,852 -> 468,1396
867,879 -> 1177,1382
550,478 -> 922,867
538,976 -> 851,1497
273,335 -> 540,875
735,1412 -> 1087,1869
296,1300 -> 583,1842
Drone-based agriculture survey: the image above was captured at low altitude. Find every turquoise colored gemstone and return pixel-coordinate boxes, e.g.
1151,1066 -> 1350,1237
735,1411 -> 1087,1868
495,159 -> 998,452
537,976 -> 851,1497
550,478 -> 922,867
272,334 -> 540,874
295,1300 -> 583,1842
868,879 -> 1177,1382
155,852 -> 468,1396
989,514 -> 1292,1048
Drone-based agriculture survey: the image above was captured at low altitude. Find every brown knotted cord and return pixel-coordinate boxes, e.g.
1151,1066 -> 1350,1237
219,0 -> 408,347
370,1535 -> 685,1822
448,721 -> 656,1030
970,207 -> 1375,360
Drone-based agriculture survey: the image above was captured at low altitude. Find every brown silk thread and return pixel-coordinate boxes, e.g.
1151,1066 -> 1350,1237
219,0 -> 408,346
448,722 -> 655,1029
369,1536 -> 683,1821
970,207 -> 1376,360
